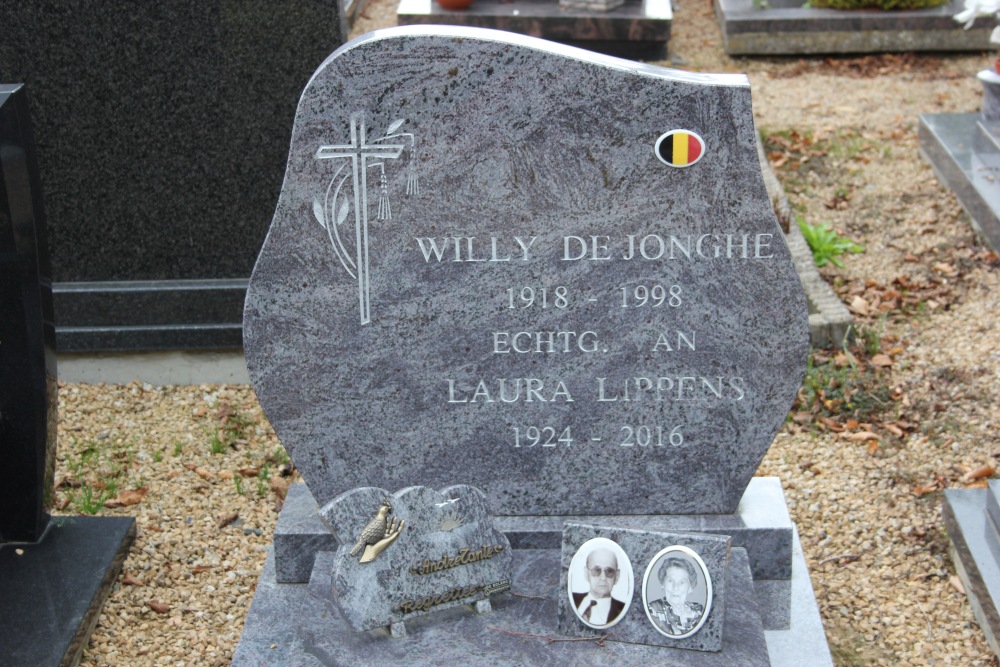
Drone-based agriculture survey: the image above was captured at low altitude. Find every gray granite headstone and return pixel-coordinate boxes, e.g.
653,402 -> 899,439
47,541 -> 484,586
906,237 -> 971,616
244,25 -> 810,517
320,484 -> 512,632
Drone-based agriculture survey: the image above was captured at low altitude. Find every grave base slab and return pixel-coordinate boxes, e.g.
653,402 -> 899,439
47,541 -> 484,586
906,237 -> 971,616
919,112 -> 1000,254
233,538 -> 831,666
245,480 -> 832,664
396,0 -> 671,60
713,0 -> 991,56
943,486 -> 1000,658
274,479 -> 794,629
0,516 -> 136,667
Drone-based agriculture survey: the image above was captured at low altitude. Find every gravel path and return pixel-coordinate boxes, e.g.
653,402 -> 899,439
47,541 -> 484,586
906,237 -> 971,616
62,2 -> 1000,665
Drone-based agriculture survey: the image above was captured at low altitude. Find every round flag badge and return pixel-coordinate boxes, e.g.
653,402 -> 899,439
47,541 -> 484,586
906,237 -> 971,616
654,130 -> 705,168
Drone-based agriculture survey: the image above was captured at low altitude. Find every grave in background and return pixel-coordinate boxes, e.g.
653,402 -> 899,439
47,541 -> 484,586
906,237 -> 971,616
0,1 -> 346,352
943,482 -> 1000,658
0,83 -> 135,667
714,0 -> 991,56
234,26 -> 831,665
396,0 -> 671,60
920,103 -> 1000,254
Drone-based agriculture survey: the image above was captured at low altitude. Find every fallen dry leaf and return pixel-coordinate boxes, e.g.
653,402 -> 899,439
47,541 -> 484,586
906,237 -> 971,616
842,431 -> 879,442
104,487 -> 148,508
962,465 -> 995,482
218,470 -> 235,480
949,575 -> 966,596
270,476 -> 290,500
870,354 -> 893,367
195,467 -> 215,480
217,512 -> 239,529
885,424 -> 904,437
966,481 -> 990,489
238,467 -> 260,477
148,601 -> 170,614
913,485 -> 938,496
849,295 -> 870,316
819,417 -> 844,432
122,572 -> 145,587
191,565 -> 214,574
867,441 -> 879,455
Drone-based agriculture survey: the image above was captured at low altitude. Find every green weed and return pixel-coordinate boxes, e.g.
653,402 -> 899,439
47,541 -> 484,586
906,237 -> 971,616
798,218 -> 864,268
69,485 -> 112,515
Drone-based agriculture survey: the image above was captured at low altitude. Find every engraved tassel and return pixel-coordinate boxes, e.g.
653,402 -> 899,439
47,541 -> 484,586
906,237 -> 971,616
406,147 -> 419,196
377,171 -> 391,220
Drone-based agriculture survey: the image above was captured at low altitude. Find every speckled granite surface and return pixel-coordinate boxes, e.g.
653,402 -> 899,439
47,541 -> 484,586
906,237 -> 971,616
245,26 -> 810,517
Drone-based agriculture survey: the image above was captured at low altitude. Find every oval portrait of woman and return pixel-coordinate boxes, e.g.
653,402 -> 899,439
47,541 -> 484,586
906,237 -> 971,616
642,545 -> 713,639
567,537 -> 634,629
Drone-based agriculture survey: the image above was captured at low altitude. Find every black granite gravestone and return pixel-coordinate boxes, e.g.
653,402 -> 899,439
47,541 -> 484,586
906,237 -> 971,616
0,83 -> 57,544
0,1 -> 346,352
0,83 -> 136,667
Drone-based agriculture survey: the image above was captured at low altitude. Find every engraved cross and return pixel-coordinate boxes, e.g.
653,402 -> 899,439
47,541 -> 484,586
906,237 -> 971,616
316,113 -> 406,324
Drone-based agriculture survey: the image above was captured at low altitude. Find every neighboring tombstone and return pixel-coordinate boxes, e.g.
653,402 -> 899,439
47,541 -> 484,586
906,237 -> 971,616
0,2 -> 346,351
920,78 -> 1000,254
396,0 -> 672,61
943,481 -> 1000,659
0,83 -> 57,544
235,26 -> 831,666
0,83 -> 136,667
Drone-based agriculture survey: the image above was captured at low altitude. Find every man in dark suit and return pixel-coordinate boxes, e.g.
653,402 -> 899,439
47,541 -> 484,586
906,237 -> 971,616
572,547 -> 626,626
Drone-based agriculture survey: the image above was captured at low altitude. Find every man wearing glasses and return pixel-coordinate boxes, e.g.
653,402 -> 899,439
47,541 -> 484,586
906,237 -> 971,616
573,547 -> 627,627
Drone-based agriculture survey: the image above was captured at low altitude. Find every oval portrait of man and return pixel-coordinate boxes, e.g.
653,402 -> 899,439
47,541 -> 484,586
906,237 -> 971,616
567,537 -> 633,629
642,545 -> 713,639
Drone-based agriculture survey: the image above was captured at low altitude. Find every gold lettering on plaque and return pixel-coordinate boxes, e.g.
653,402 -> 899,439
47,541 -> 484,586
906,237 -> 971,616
396,579 -> 511,614
408,544 -> 506,575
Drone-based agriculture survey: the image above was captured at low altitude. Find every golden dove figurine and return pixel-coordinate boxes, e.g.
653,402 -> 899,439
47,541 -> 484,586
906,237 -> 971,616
349,498 -> 404,563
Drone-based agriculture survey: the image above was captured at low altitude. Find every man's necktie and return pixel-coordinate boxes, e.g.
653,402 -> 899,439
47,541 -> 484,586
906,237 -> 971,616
583,600 -> 597,621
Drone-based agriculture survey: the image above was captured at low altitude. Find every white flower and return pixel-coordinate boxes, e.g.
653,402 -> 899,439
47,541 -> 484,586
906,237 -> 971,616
955,0 -> 1000,28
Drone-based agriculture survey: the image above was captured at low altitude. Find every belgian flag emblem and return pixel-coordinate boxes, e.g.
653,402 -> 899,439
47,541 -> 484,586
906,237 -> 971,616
654,130 -> 705,168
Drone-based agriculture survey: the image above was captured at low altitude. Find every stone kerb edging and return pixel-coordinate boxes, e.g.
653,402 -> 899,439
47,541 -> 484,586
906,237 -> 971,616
756,135 -> 854,348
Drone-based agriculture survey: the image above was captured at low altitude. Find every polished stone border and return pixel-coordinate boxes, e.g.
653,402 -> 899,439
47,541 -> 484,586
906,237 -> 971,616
53,279 -> 246,352
0,516 -> 136,667
942,487 -> 1000,658
756,138 -> 853,347
396,0 -> 671,60
919,112 -> 1000,254
714,0 -> 991,56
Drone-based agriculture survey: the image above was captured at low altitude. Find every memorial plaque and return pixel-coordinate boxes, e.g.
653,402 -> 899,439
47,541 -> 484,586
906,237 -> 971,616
558,523 -> 731,652
320,485 -> 512,633
244,26 -> 810,517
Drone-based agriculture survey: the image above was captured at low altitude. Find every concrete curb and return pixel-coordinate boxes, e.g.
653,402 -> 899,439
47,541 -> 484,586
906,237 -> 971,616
757,135 -> 854,349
